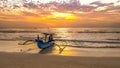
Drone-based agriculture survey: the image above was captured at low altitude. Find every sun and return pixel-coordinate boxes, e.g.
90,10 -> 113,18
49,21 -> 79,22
50,12 -> 76,20
26,12 -> 77,23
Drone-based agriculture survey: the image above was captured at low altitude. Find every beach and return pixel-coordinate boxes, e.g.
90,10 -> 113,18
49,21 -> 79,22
0,0 -> 120,67
0,28 -> 120,68
0,52 -> 120,68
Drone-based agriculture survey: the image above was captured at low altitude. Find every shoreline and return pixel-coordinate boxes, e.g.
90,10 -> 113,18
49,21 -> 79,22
0,40 -> 120,57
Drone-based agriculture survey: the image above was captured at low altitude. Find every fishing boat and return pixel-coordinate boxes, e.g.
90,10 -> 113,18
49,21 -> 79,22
35,33 -> 54,49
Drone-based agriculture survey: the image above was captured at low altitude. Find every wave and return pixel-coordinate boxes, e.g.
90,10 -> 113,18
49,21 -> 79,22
0,38 -> 120,48
0,38 -> 120,43
0,30 -> 120,33
77,31 -> 120,33
70,45 -> 120,48
55,39 -> 120,44
0,31 -> 41,33
107,39 -> 120,41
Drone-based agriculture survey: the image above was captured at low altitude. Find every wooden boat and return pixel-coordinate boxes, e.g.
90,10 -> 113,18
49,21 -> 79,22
35,33 -> 54,49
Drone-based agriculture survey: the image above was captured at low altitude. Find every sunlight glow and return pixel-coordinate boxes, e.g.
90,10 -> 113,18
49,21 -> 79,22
52,45 -> 76,56
26,12 -> 77,24
51,12 -> 76,20
56,28 -> 69,33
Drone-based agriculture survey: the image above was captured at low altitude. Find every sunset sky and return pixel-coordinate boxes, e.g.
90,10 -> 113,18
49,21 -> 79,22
0,0 -> 120,28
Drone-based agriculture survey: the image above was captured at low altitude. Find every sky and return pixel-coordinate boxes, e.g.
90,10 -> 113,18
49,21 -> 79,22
0,0 -> 120,28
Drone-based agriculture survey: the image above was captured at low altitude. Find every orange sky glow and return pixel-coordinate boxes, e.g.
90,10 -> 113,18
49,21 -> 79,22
0,0 -> 120,28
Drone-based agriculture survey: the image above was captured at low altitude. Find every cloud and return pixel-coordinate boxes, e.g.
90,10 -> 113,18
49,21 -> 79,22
0,0 -> 119,13
22,11 -> 39,17
89,1 -> 120,13
90,1 -> 113,7
0,0 -> 120,28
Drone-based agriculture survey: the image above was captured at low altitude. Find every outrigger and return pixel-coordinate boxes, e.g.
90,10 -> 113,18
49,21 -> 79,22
34,33 -> 68,54
20,33 -> 68,54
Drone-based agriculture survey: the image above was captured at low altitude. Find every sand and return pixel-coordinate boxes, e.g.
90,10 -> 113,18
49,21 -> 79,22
0,52 -> 120,68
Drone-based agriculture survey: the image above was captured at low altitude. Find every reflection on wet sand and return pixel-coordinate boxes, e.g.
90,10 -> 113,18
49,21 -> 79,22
39,45 -> 76,56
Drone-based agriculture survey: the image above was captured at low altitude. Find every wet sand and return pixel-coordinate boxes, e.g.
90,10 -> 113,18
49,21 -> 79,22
0,52 -> 120,68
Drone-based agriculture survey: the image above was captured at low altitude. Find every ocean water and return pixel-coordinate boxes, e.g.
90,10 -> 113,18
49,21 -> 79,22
0,28 -> 120,57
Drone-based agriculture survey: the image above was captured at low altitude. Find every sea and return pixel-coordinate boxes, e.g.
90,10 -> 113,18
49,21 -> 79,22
0,28 -> 120,57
